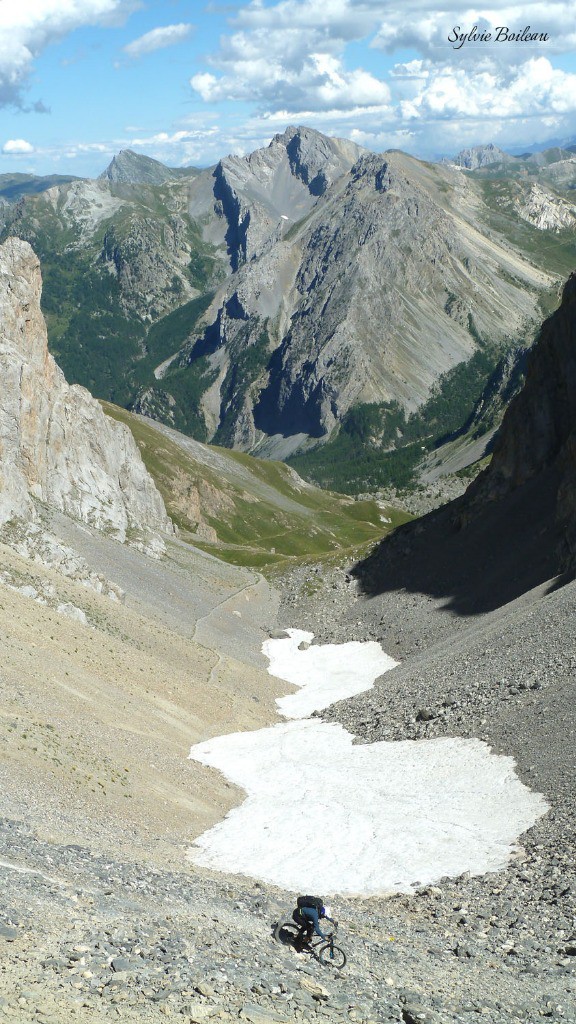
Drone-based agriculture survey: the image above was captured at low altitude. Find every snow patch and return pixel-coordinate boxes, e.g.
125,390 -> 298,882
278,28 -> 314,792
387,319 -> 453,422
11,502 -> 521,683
188,632 -> 547,895
190,721 -> 547,894
263,628 -> 397,718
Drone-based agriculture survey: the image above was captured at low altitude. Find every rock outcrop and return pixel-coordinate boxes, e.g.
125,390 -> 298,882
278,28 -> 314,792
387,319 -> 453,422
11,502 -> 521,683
0,237 -> 173,551
514,183 -> 576,232
465,271 -> 576,570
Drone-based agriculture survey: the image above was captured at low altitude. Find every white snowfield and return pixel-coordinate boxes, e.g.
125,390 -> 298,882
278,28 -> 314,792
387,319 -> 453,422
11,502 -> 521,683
188,630 -> 548,895
264,628 -> 398,718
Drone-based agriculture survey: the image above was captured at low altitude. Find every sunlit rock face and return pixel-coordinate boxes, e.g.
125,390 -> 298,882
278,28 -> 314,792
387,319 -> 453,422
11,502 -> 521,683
186,139 -> 551,454
0,237 -> 173,550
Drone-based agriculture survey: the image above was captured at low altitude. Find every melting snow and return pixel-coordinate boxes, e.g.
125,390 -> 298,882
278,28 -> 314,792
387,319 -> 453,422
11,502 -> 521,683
188,631 -> 548,895
264,628 -> 398,718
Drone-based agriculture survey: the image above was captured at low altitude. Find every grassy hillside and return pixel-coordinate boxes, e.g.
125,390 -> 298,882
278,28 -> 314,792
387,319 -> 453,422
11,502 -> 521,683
102,403 -> 409,569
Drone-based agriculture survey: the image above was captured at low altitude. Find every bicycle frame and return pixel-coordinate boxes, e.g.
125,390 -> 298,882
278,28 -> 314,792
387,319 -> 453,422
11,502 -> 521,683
274,915 -> 346,968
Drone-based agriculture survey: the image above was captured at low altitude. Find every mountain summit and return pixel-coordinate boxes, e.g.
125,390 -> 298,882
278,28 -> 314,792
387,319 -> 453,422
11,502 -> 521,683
99,149 -> 198,185
450,143 -> 513,169
188,124 -> 366,268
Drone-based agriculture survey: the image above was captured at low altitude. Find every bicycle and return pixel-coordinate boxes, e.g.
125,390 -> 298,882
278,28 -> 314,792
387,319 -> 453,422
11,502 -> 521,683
274,915 -> 347,969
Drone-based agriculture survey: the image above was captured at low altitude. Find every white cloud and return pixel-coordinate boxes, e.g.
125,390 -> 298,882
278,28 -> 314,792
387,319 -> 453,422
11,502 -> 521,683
187,1 -> 576,161
2,138 -> 34,153
127,127 -> 219,147
123,23 -> 193,59
119,126 -> 223,167
190,0 -> 391,115
191,49 -> 390,114
372,2 -> 576,62
233,0 -> 379,45
401,57 -> 576,121
0,0 -> 137,108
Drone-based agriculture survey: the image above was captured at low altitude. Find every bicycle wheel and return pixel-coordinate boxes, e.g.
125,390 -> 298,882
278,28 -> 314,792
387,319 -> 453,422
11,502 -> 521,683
274,918 -> 301,946
319,942 -> 346,969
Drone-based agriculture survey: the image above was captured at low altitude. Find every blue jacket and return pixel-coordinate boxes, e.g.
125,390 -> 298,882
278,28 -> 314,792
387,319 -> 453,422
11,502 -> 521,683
300,906 -> 325,937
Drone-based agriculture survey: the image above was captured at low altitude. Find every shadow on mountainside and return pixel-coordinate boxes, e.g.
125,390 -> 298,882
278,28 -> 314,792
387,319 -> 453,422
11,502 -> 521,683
352,466 -> 567,617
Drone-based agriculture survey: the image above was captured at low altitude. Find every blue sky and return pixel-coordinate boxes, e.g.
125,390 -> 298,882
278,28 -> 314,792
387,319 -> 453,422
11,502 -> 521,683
1,1 -> 576,178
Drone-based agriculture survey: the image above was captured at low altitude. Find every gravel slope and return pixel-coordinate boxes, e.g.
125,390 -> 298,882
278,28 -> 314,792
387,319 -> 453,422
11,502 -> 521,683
274,523 -> 576,1023
1,503 -> 574,1023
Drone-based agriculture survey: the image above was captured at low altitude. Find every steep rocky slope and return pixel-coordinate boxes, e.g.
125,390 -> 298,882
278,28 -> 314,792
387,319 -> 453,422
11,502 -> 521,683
330,268 -> 576,617
463,270 -> 576,571
181,147 -> 552,455
0,237 -> 172,551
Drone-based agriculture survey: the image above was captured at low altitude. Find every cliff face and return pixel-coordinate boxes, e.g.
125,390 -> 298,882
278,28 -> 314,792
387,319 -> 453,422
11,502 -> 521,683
470,274 -> 576,489
351,273 -> 576,616
463,272 -> 576,571
0,237 -> 173,550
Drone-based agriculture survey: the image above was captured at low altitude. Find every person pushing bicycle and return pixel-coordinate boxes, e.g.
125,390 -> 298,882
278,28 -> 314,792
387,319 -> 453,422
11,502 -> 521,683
292,895 -> 335,948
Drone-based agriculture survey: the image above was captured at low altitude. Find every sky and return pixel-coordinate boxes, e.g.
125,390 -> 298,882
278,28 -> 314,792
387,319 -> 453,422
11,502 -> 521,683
0,1 -> 575,178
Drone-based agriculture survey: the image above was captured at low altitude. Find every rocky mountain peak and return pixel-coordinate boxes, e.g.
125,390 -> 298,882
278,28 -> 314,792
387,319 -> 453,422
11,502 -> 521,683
0,237 -> 173,553
270,124 -> 366,194
451,143 -> 512,169
211,126 -> 366,267
99,149 -> 185,185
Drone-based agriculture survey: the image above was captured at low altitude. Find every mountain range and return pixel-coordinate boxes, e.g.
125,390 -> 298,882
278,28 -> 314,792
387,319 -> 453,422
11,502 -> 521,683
2,127 -> 575,495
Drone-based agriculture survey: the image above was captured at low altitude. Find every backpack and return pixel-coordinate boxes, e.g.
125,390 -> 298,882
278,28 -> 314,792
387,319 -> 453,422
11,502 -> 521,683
296,894 -> 324,914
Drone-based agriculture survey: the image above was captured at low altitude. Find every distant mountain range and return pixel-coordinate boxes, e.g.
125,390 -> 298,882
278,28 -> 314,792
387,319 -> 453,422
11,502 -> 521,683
447,142 -> 576,185
1,127 -> 575,493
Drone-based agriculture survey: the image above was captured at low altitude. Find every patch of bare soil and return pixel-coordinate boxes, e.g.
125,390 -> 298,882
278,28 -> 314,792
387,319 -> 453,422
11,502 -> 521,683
0,523 -> 284,870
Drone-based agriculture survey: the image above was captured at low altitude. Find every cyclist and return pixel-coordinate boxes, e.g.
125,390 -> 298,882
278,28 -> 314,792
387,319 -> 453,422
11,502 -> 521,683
292,895 -> 335,948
